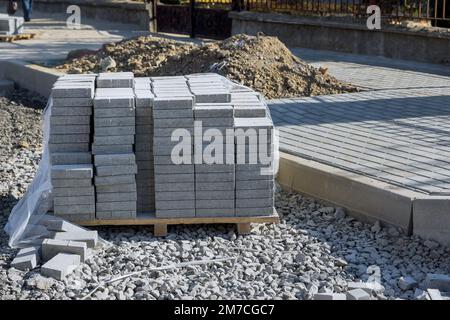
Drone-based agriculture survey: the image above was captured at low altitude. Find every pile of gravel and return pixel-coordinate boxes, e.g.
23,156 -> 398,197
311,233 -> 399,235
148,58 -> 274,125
1,90 -> 449,300
56,34 -> 357,99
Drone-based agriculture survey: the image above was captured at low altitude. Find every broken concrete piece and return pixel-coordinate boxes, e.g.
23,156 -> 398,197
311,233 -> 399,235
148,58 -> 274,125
313,293 -> 347,300
427,288 -> 444,300
42,239 -> 87,262
414,288 -> 430,300
41,253 -> 80,281
398,276 -> 418,291
10,246 -> 41,271
347,281 -> 384,294
53,231 -> 98,248
346,289 -> 371,300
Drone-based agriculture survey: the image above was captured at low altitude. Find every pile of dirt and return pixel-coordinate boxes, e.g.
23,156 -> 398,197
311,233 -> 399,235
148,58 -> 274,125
56,34 -> 357,99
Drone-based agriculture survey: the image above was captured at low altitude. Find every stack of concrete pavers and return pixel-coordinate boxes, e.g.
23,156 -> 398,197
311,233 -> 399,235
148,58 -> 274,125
231,85 -> 275,216
93,72 -> 138,220
188,74 -> 236,217
0,14 -> 24,35
152,76 -> 196,218
11,216 -> 98,281
134,77 -> 155,213
49,74 -> 96,221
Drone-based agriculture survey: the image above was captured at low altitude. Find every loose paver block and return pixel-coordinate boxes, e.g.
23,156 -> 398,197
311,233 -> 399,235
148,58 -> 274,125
53,231 -> 98,248
41,253 -> 81,281
313,293 -> 347,300
42,239 -> 87,262
10,246 -> 41,271
346,289 -> 371,300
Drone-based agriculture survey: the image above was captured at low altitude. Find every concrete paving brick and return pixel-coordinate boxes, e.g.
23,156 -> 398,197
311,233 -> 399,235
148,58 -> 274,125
97,192 -> 137,202
154,127 -> 193,137
53,204 -> 96,215
195,181 -> 234,191
96,212 -> 112,219
10,246 -> 41,271
154,155 -> 182,165
49,134 -> 90,144
52,186 -> 95,197
51,125 -> 90,135
52,84 -> 94,98
154,173 -> 193,184
153,109 -> 193,119
42,239 -> 87,262
42,219 -> 87,232
52,98 -> 93,107
236,180 -> 273,190
94,153 -> 135,166
234,117 -> 273,129
52,106 -> 92,116
156,200 -> 195,210
95,174 -> 136,186
136,107 -> 153,117
193,104 -> 233,118
41,253 -> 80,280
195,118 -> 234,127
110,211 -> 136,219
153,97 -> 193,110
191,92 -> 230,103
51,164 -> 93,179
54,195 -> 95,206
155,208 -> 195,218
154,165 -> 194,174
155,191 -> 195,201
235,163 -> 271,171
94,97 -> 134,109
92,144 -> 133,155
346,289 -> 371,300
152,145 -> 191,156
195,164 -> 234,173
53,231 -> 98,248
196,199 -> 234,209
63,213 -> 95,221
196,208 -> 235,217
50,116 -> 91,126
153,137 -> 192,147
195,190 -> 234,200
234,106 -> 266,118
96,164 -> 137,176
94,107 -> 134,118
93,135 -> 135,146
153,118 -> 194,128
235,189 -> 273,199
236,198 -> 273,208
235,207 -> 274,216
51,179 -> 93,188
155,182 -> 194,192
96,183 -> 136,193
48,142 -> 89,153
236,171 -> 274,181
94,117 -> 135,127
195,172 -> 234,182
96,72 -> 134,88
313,293 -> 347,300
95,126 -> 135,136
96,201 -> 136,212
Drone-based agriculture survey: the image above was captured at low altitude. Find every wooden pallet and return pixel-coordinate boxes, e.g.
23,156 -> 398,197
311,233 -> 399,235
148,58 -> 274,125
0,33 -> 36,42
76,211 -> 280,237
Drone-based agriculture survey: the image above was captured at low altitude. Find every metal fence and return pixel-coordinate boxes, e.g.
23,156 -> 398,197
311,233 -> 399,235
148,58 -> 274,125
241,0 -> 449,23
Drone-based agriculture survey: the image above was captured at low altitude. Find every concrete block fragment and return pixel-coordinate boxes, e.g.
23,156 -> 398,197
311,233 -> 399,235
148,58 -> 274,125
425,274 -> 450,291
42,239 -> 87,262
51,164 -> 93,179
95,174 -> 135,186
97,192 -> 137,202
96,164 -> 137,176
51,106 -> 92,116
156,200 -> 195,210
94,107 -> 134,118
155,208 -> 195,218
49,143 -> 89,153
10,247 -> 41,271
313,293 -> 347,300
52,186 -> 94,197
51,98 -> 93,108
51,179 -> 92,188
53,231 -> 98,248
51,152 -> 92,165
40,253 -> 80,280
94,117 -> 135,127
53,204 -> 95,215
155,182 -> 194,192
94,153 -> 135,166
96,201 -> 136,212
54,195 -> 95,206
346,289 -> 371,300
92,144 -> 133,155
196,199 -> 234,209
195,208 -> 235,217
95,126 -> 135,136
96,183 -> 136,193
50,116 -> 91,126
